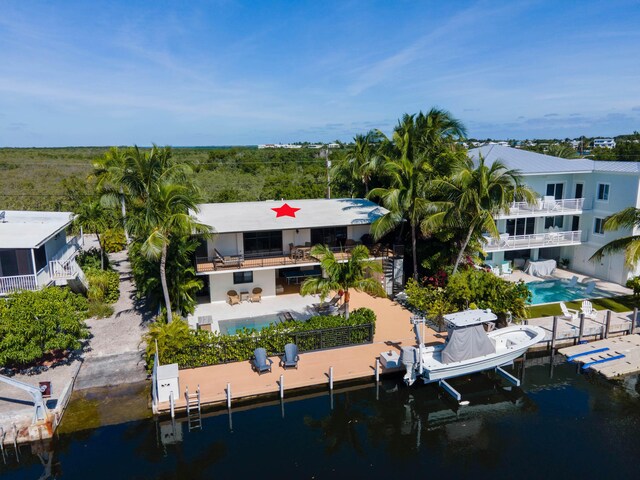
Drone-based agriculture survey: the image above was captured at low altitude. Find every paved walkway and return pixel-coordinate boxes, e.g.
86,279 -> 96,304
160,291 -> 441,411
75,249 -> 149,390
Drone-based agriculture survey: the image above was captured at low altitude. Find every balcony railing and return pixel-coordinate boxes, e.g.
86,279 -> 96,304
495,198 -> 584,219
484,230 -> 582,252
0,274 -> 38,295
195,244 -> 402,274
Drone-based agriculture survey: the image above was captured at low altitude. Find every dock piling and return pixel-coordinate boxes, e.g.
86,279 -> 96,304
605,310 -> 612,339
226,383 -> 232,409
632,308 -> 638,335
551,316 -> 558,352
329,367 -> 334,390
375,358 -> 380,382
578,313 -> 585,344
279,374 -> 284,399
169,391 -> 175,419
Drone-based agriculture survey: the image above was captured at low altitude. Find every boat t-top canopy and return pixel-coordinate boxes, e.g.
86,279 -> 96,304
443,309 -> 497,329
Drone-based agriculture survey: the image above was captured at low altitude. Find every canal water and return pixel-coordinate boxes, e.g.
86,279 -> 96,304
2,359 -> 640,479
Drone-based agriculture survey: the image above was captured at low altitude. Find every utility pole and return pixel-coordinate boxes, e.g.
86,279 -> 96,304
324,148 -> 331,199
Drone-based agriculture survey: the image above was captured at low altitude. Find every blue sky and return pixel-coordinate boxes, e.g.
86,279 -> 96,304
1,0 -> 639,146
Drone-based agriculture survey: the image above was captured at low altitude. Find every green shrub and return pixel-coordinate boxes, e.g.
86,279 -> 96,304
77,248 -> 103,270
0,288 -> 89,368
626,276 -> 640,297
144,308 -> 376,370
87,300 -> 115,319
102,228 -> 127,253
85,267 -> 120,304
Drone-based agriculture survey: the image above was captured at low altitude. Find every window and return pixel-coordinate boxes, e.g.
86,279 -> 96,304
310,227 -> 347,247
594,218 -> 605,235
544,216 -> 564,229
546,182 -> 564,200
233,271 -> 253,284
506,218 -> 535,236
243,230 -> 283,255
597,183 -> 610,201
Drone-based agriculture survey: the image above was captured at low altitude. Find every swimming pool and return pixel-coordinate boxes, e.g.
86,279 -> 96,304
218,314 -> 286,335
527,279 -> 607,305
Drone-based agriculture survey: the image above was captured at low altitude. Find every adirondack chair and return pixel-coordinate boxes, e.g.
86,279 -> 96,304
280,343 -> 300,369
581,300 -> 599,320
252,348 -> 273,375
560,302 -> 579,321
566,275 -> 579,288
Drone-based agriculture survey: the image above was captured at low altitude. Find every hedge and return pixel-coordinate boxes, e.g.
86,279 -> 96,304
149,307 -> 376,370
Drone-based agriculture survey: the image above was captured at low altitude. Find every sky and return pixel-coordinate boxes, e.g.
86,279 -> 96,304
1,0 -> 640,147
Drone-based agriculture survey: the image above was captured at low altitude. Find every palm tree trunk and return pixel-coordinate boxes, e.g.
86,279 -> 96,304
96,232 -> 104,270
344,290 -> 350,320
411,222 -> 418,280
120,187 -> 129,245
453,225 -> 475,274
160,242 -> 173,323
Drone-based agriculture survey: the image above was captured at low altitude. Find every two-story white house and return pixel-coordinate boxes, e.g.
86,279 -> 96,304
469,145 -> 640,285
593,138 -> 616,149
0,210 -> 86,296
191,198 -> 402,304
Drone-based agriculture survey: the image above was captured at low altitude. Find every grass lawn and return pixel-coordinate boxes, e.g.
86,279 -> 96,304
527,295 -> 640,318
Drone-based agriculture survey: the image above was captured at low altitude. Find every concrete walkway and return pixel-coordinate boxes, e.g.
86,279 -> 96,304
75,249 -> 149,390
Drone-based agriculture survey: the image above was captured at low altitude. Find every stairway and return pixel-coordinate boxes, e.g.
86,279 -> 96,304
383,257 -> 403,296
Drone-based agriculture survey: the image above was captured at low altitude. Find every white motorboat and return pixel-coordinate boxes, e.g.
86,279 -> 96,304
401,309 -> 545,386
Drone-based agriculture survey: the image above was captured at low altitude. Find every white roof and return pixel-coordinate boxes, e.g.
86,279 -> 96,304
0,210 -> 74,249
194,198 -> 388,234
157,363 -> 179,381
443,309 -> 498,328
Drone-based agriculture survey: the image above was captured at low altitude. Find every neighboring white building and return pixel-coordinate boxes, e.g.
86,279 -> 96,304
469,145 -> 640,285
0,210 -> 86,296
191,198 -> 402,304
593,138 -> 616,149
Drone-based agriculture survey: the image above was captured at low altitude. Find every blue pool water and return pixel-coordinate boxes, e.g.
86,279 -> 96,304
218,314 -> 284,335
528,279 -> 607,305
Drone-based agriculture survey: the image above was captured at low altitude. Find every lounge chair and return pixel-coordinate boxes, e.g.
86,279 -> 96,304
560,302 -> 579,321
566,275 -> 579,288
227,290 -> 240,306
252,348 -> 273,374
280,343 -> 300,369
312,294 -> 341,314
250,287 -> 262,303
581,300 -> 598,320
500,261 -> 513,275
584,281 -> 597,296
214,248 -> 243,268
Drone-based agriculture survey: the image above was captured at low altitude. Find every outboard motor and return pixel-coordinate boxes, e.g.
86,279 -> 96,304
401,346 -> 418,386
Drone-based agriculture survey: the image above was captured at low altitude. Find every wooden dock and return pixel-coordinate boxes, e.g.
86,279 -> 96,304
559,334 -> 640,378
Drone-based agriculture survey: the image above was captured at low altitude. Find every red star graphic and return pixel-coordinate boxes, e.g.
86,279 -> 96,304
272,203 -> 300,218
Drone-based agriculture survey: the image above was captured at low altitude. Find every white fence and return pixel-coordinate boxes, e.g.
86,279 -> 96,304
484,230 -> 582,252
0,274 -> 37,295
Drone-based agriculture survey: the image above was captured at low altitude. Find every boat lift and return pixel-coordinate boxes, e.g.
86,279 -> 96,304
0,374 -> 48,424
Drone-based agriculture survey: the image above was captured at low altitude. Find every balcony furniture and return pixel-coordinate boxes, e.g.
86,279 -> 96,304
252,348 -> 273,375
282,311 -> 294,321
197,315 -> 213,332
543,196 -> 558,210
214,248 -> 244,268
293,245 -> 312,259
312,293 -> 341,314
280,343 -> 300,369
498,233 -> 510,247
581,300 -> 599,320
250,287 -> 262,303
240,290 -> 250,302
227,290 -> 240,306
560,302 -> 579,321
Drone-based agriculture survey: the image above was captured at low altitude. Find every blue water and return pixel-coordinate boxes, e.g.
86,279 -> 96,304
218,314 -> 283,335
4,361 -> 640,479
528,279 -> 607,304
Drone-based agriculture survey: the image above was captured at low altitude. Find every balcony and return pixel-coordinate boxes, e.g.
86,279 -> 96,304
484,230 -> 582,252
0,274 -> 38,295
195,244 -> 402,274
495,198 -> 584,219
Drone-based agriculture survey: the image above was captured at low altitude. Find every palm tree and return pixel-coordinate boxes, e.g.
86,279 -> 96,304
128,181 -> 210,323
75,199 -> 110,269
591,207 -> 640,266
300,244 -> 385,320
368,110 -> 467,280
331,131 -> 382,197
93,146 -> 130,243
423,155 -> 536,274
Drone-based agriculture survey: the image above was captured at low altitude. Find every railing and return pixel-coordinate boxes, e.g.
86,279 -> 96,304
195,244 -> 403,273
484,230 -> 582,252
50,235 -> 82,265
0,274 -> 38,295
496,198 -> 584,218
49,258 -> 80,279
